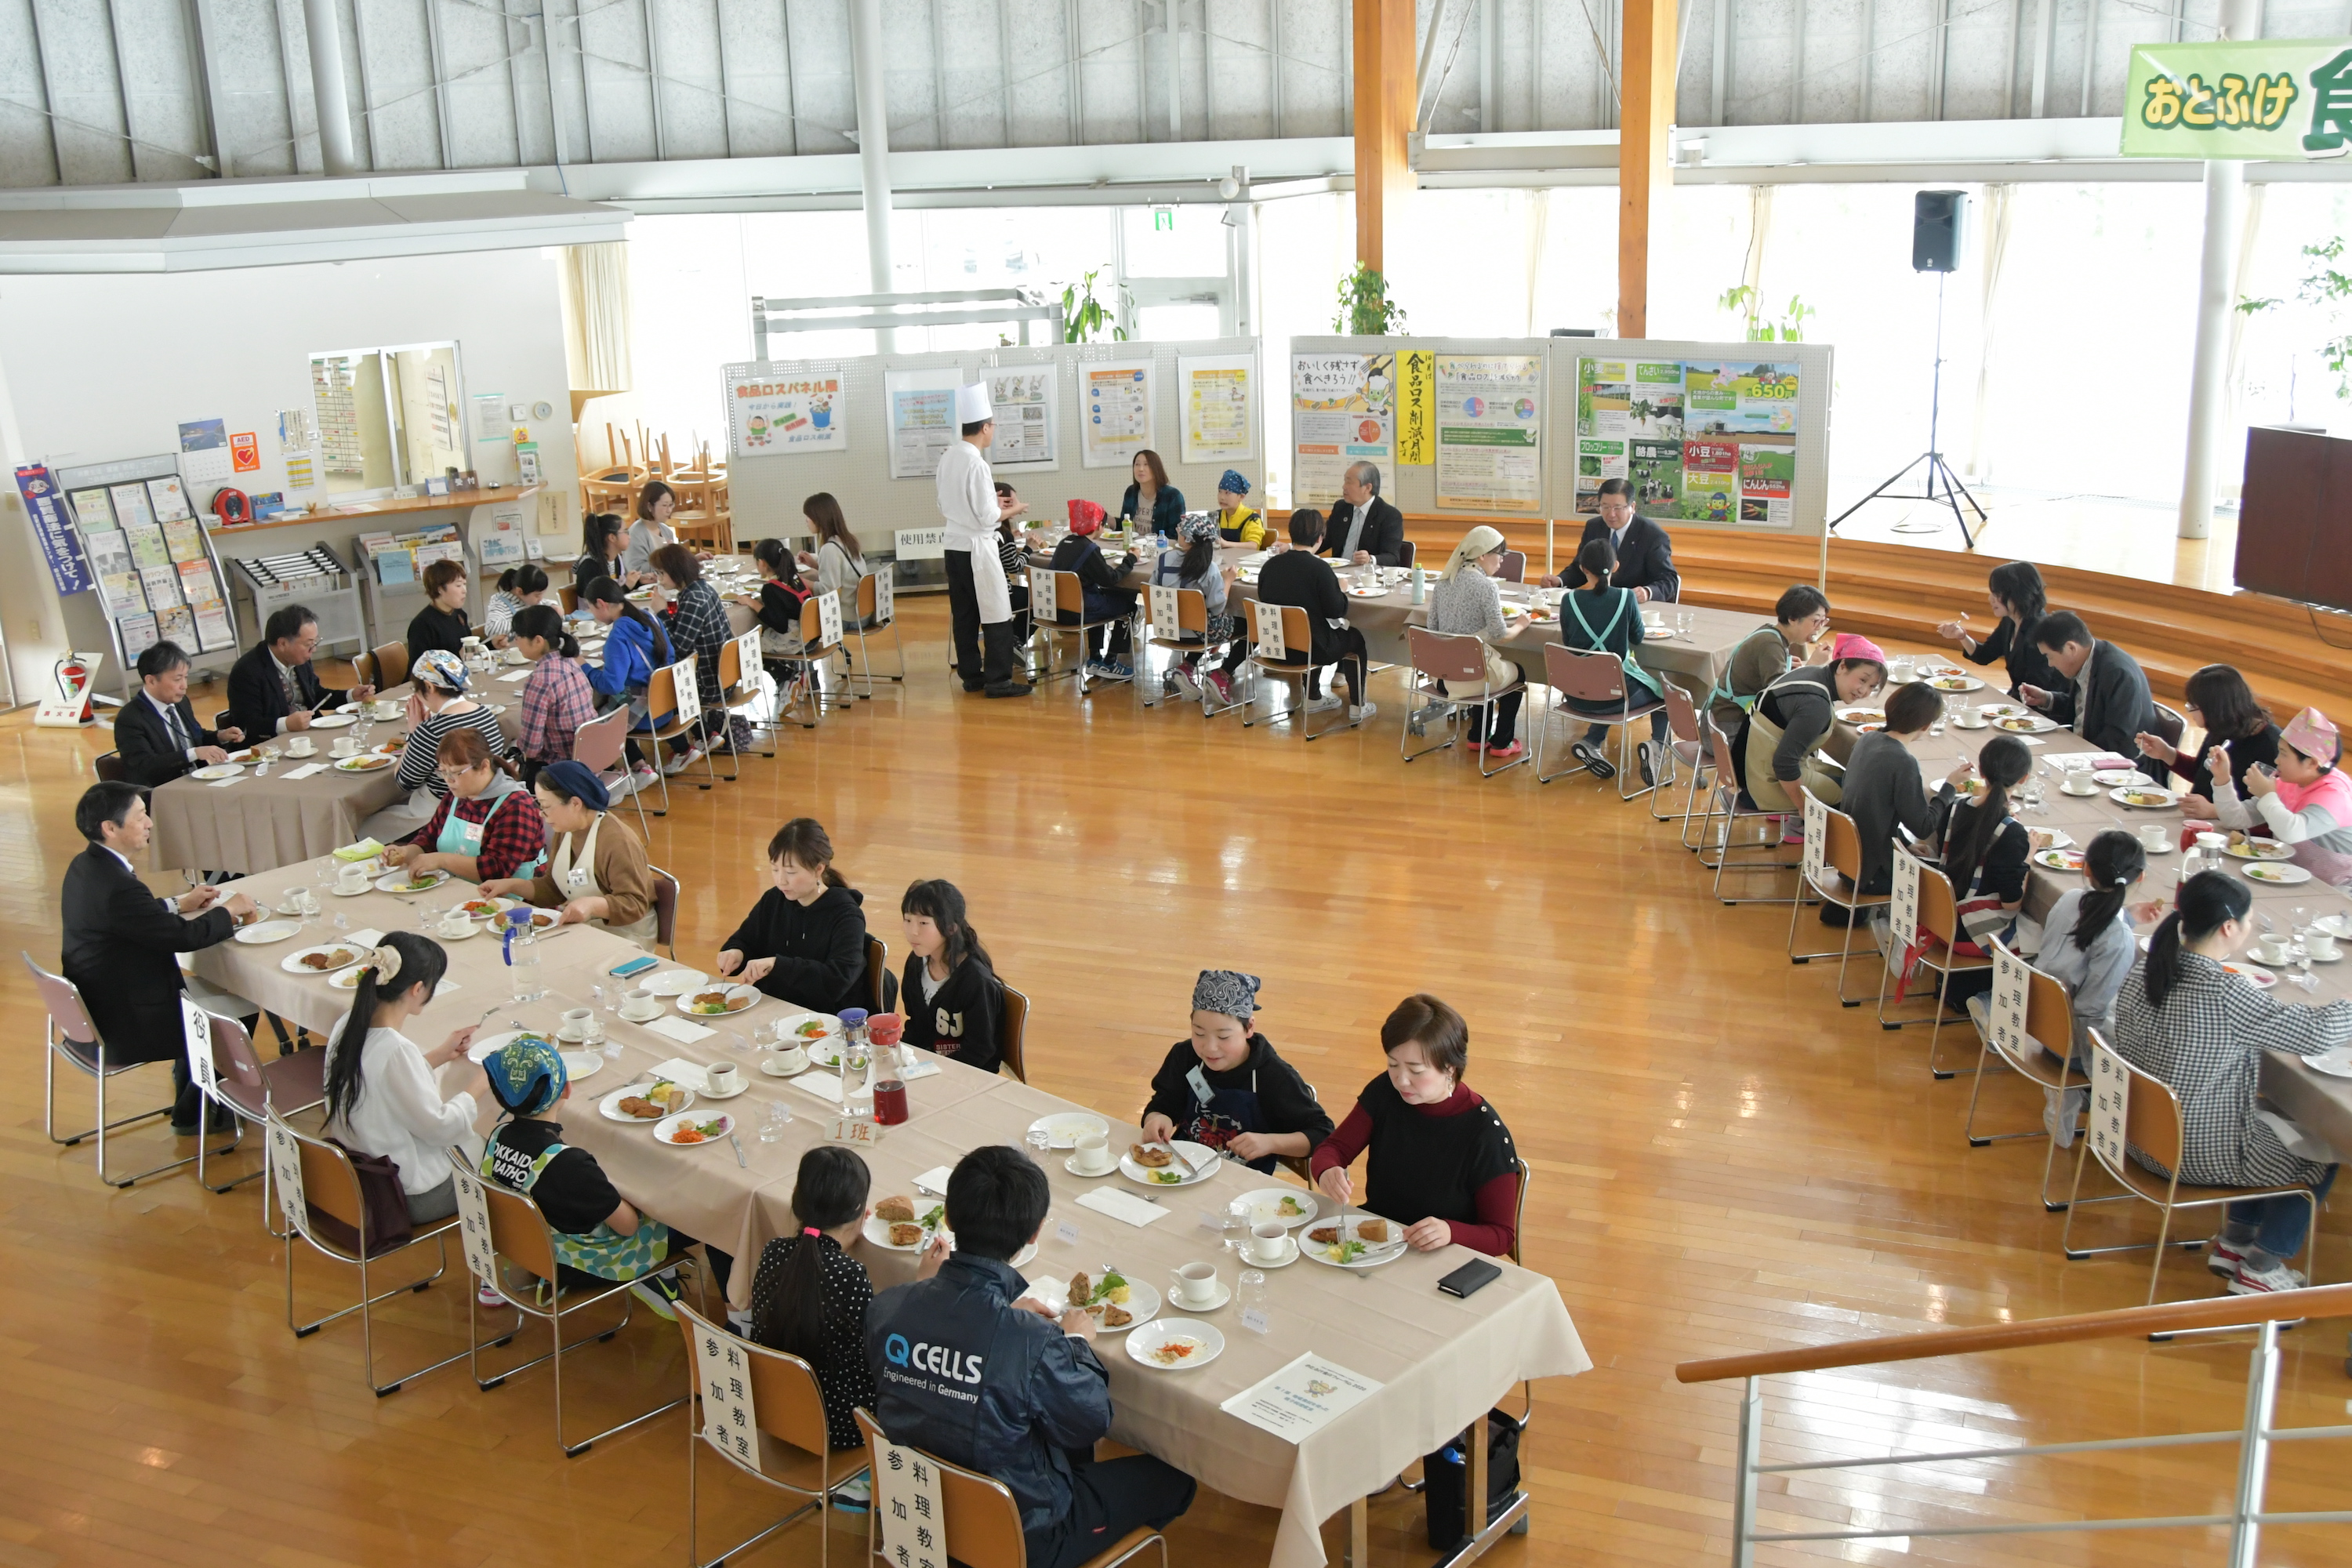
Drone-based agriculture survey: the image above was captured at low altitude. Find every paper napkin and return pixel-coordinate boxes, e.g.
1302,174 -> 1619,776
1076,1187 -> 1171,1229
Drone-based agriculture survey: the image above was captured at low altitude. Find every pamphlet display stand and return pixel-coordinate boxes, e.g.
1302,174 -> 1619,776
51,451 -> 245,699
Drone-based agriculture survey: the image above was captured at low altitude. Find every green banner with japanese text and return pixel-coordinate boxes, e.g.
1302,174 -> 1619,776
2122,38 -> 2352,159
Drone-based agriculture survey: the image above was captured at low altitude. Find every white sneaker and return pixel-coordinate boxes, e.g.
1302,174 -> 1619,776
2228,1257 -> 2307,1295
1348,702 -> 1378,724
662,747 -> 703,776
1167,666 -> 1200,700
1304,693 -> 1342,714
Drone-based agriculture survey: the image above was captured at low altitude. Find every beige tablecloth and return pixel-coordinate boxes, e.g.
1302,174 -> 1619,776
147,686 -> 517,876
194,854 -> 1590,1568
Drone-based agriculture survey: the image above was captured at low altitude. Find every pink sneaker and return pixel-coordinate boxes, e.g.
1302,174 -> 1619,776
1777,816 -> 1805,845
1483,742 -> 1525,761
1204,670 -> 1234,704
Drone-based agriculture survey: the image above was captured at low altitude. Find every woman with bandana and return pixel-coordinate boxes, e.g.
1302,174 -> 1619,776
477,760 -> 658,948
1149,512 -> 1240,702
1138,971 -> 1332,1174
479,1034 -> 730,1319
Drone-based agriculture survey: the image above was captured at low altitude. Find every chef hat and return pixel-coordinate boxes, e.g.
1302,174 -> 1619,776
954,383 -> 993,424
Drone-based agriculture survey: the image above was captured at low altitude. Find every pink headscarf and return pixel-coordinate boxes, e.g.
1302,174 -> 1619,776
1831,633 -> 1887,668
2278,707 -> 2352,819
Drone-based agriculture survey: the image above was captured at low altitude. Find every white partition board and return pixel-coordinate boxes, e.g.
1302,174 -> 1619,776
1287,336 -> 1555,521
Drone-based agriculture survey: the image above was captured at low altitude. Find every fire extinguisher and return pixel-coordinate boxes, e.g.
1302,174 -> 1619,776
54,655 -> 96,723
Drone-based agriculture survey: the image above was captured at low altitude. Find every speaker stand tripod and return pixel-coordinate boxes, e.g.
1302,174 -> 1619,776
1828,270 -> 1984,548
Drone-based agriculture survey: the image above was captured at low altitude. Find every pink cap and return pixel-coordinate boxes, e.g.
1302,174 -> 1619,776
1832,633 -> 1888,666
2283,706 -> 2339,763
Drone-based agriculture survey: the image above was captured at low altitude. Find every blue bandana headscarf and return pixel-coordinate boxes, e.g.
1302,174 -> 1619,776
1192,969 -> 1261,1020
1218,470 -> 1250,497
485,1034 -> 568,1117
412,648 -> 469,693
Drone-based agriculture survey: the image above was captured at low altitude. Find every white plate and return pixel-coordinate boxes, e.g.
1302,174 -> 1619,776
2091,769 -> 2144,786
2315,915 -> 2352,940
1300,1221 -> 1410,1269
2033,849 -> 2088,872
1991,716 -> 2057,735
1120,1141 -> 1217,1189
1925,675 -> 1984,692
654,1110 -> 735,1146
2109,786 -> 2179,810
2221,962 -> 2278,989
642,968 -> 710,996
307,712 -> 358,728
2224,840 -> 2297,862
434,920 -> 480,941
1232,1186 -> 1319,1229
2305,1047 -> 2352,1080
1030,1112 -> 1109,1150
699,1076 -> 750,1100
1126,1318 -> 1223,1370
1236,1234 -> 1303,1269
1022,1272 -> 1162,1333
677,982 -> 762,1018
233,920 -> 302,945
599,1081 -> 695,1123
327,964 -> 368,989
448,894 -> 521,921
190,763 -> 245,781
1064,1153 -> 1121,1178
281,941 -> 367,974
332,754 -> 397,773
1835,708 -> 1882,724
779,1013 -> 844,1048
560,1051 -> 602,1080
2244,862 -> 2314,884
376,869 -> 451,893
468,1029 -> 555,1064
2027,829 -> 2076,851
863,1204 -> 948,1250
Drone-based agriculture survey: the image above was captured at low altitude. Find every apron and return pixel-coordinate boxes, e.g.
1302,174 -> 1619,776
1178,1061 -> 1280,1174
1741,667 -> 1846,813
1710,626 -> 1789,715
437,777 -> 544,880
959,543 -> 1014,624
553,813 -> 661,949
1565,589 -> 1664,702
482,1137 -> 670,1281
2277,768 -> 2352,885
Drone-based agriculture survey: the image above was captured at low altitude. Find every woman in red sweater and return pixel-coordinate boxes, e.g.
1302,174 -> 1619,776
1310,993 -> 1521,1257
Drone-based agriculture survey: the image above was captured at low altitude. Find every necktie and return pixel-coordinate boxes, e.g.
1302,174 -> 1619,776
1341,506 -> 1367,560
162,700 -> 187,752
277,659 -> 303,712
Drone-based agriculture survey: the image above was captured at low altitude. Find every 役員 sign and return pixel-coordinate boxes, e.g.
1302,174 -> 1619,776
2122,39 -> 2352,160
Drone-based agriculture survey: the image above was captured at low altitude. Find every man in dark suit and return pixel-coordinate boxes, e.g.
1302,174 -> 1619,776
62,781 -> 257,1134
1318,462 -> 1406,567
114,641 -> 244,788
2020,611 -> 2164,771
223,603 -> 375,741
1551,478 -> 1679,603
1222,509 -> 1375,722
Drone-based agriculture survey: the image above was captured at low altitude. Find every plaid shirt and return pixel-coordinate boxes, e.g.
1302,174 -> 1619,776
402,785 -> 547,882
662,580 -> 730,707
517,655 -> 597,764
2111,951 -> 2352,1188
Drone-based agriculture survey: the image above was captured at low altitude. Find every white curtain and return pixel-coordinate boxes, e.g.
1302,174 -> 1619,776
1967,183 -> 2015,481
561,241 -> 634,394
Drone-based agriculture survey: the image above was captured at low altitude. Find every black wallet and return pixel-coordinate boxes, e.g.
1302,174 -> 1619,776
1436,1258 -> 1501,1298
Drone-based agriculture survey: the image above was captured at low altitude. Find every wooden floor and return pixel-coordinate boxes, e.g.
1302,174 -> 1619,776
5,598 -> 2348,1568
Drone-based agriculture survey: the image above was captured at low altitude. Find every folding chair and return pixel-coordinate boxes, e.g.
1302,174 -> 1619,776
1651,682 -> 1713,834
27,952 -> 212,1187
650,864 -> 681,958
678,1301 -> 870,1567
1029,566 -> 1126,694
191,1009 -> 326,1201
715,631 -> 775,777
1784,788 -> 1890,1006
2061,1031 -> 2322,1304
1961,938 -> 2089,1210
370,642 -> 410,691
772,593 -> 853,728
352,651 -> 378,689
572,706 -> 652,842
847,571 -> 906,694
1872,841 -> 1993,1076
856,1409 -> 1167,1568
1497,550 -> 1526,583
1242,601 -> 1363,740
998,982 -> 1030,1082
639,660 -> 719,804
1400,628 -> 1526,777
557,584 -> 579,615
448,1157 -> 699,1455
266,1112 -> 468,1396
1534,644 -> 1667,799
1697,718 -> 1803,905
865,934 -> 893,1015
1137,585 -> 1232,713
2151,700 -> 2188,757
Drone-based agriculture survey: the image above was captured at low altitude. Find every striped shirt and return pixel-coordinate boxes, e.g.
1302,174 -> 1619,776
394,703 -> 514,796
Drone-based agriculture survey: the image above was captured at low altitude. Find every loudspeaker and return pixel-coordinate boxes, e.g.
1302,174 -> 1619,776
1912,191 -> 1967,273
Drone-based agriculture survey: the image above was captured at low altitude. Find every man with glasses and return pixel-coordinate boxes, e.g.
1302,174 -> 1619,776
115,641 -> 244,787
224,604 -> 376,742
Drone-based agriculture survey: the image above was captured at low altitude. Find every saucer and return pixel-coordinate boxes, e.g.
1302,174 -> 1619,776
760,1056 -> 807,1076
2303,946 -> 2343,964
619,1008 -> 664,1025
556,1026 -> 591,1044
1952,718 -> 1989,730
1239,1235 -> 1301,1269
332,884 -> 374,897
1064,1155 -> 1119,1178
1168,1281 -> 1232,1312
699,1079 -> 751,1100
436,923 -> 479,942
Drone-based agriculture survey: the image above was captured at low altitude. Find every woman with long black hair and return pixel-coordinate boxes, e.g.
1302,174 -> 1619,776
582,575 -> 673,789
575,513 -> 626,602
717,818 -> 870,1013
898,879 -> 1004,1072
321,931 -> 484,1223
1934,559 -> 2062,696
2154,663 -> 2282,811
2115,869 -> 2352,1296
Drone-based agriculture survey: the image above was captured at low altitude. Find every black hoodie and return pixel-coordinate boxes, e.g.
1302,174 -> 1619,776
723,884 -> 869,1014
899,953 -> 1004,1073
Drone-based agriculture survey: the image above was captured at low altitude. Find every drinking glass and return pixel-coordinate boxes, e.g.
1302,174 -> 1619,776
1237,1269 -> 1269,1329
419,899 -> 442,933
1676,610 -> 1693,637
760,1102 -> 792,1142
1025,1126 -> 1051,1160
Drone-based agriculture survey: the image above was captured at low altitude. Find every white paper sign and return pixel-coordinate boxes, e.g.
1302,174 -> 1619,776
1800,792 -> 1829,889
874,1439 -> 949,1568
873,565 -> 895,626
1219,1353 -> 1385,1443
1029,566 -> 1059,621
691,1321 -> 763,1468
266,1121 -> 312,1243
895,528 -> 947,563
449,1163 -> 503,1287
1149,583 -> 1180,636
181,996 -> 221,1103
1988,942 -> 2034,1069
2088,1040 -> 2133,1173
1253,600 -> 1287,659
1889,845 -> 1922,956
735,627 -> 764,691
1239,1305 -> 1272,1335
668,655 -> 702,727
818,589 -> 844,649
1054,1218 -> 1081,1246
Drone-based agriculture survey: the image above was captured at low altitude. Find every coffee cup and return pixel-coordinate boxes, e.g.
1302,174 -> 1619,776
558,1007 -> 594,1042
2252,937 -> 2292,966
1247,1222 -> 1290,1263
2306,931 -> 2339,960
1073,1133 -> 1113,1174
706,1062 -> 742,1095
286,736 -> 316,757
2061,774 -> 2099,797
770,1043 -> 809,1074
2140,824 -> 2170,851
331,736 -> 358,757
619,988 -> 660,1022
1170,1261 -> 1219,1306
336,862 -> 369,893
437,910 -> 472,938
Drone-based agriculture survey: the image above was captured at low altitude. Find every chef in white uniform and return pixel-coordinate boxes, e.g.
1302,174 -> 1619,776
937,382 -> 1031,697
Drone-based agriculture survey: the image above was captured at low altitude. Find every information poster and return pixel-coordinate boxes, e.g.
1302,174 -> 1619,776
1219,1353 -> 1385,1442
1080,360 -> 1155,470
1576,355 -> 1798,528
987,367 -> 1058,468
1176,353 -> 1255,464
1684,361 -> 1799,435
1290,352 -> 1395,505
1573,358 -> 1630,513
884,367 -> 964,481
16,465 -> 93,597
1681,437 -> 1740,523
1738,441 -> 1795,527
1396,350 -> 1436,465
2122,41 -> 2352,160
1433,354 -> 1542,514
724,362 -> 848,458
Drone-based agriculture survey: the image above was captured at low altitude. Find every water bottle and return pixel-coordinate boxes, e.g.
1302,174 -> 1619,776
844,1041 -> 874,1118
502,910 -> 544,1003
1410,564 -> 1426,605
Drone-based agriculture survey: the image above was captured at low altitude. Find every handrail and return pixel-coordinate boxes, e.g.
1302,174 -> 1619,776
1675,1283 -> 2352,1384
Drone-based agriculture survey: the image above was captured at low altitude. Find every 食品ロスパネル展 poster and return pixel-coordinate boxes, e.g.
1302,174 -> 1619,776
724,363 -> 847,459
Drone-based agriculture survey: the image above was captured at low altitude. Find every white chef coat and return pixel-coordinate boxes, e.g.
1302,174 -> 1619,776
936,437 -> 1011,623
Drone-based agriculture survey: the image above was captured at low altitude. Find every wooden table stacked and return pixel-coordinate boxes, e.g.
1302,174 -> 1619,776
194,853 -> 1588,1568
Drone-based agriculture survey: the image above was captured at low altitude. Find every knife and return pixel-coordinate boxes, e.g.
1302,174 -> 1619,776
728,1132 -> 748,1168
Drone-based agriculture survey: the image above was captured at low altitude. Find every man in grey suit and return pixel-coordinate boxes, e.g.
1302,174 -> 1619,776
2020,611 -> 2164,773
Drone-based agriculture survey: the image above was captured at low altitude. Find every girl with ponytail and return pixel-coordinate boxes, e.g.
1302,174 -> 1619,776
749,1146 -> 938,1461
321,931 -> 486,1223
581,575 -> 673,787
2115,868 -> 2351,1295
1937,735 -> 2035,993
512,603 -> 592,783
2028,830 -> 2152,1147
485,562 -> 550,644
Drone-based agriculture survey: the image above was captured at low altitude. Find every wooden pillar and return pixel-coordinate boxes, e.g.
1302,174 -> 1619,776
1352,0 -> 1415,275
1618,0 -> 1678,338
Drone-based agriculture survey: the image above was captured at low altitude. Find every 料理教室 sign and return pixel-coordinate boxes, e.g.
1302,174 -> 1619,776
2122,40 -> 2352,159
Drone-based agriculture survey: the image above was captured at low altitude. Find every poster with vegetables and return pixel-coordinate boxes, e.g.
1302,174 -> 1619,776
1684,361 -> 1800,435
1679,437 -> 1740,523
1291,352 -> 1395,506
1738,441 -> 1796,528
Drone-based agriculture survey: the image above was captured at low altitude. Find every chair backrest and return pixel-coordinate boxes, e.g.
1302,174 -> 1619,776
1026,564 -> 1059,620
998,982 -> 1030,1082
1251,602 -> 1313,662
266,1113 -> 368,1250
1052,570 -> 1086,622
1406,627 -> 1489,685
645,663 -> 680,729
650,863 -> 680,953
557,583 -> 580,615
797,595 -> 836,655
1542,643 -> 1628,705
1705,717 -> 1741,786
2151,701 -> 2187,751
479,1167 -> 564,1280
1498,550 -> 1526,583
676,1300 -> 836,1459
205,1010 -> 266,1098
571,706 -> 630,778
1662,679 -> 1702,744
855,1408 -> 1029,1568
866,934 -> 887,1014
856,572 -> 890,626
1396,539 -> 1417,568
2084,1027 -> 2184,1175
1509,1159 -> 1530,1267
1147,585 -> 1207,639
351,651 -> 377,689
372,642 -> 410,691
717,635 -> 743,694
23,951 -> 97,1044
1912,854 -> 1963,945
1818,794 -> 1866,883
93,750 -> 126,783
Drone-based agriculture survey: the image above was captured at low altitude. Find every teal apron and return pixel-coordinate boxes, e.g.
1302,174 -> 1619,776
483,1134 -> 671,1281
1710,626 -> 1791,715
436,775 -> 544,880
1566,588 -> 1664,702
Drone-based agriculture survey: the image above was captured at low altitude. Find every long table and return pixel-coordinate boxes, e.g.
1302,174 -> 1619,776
194,854 -> 1589,1568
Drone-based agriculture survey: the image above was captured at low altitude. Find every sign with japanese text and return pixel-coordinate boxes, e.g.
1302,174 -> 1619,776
15,464 -> 93,597
874,1439 -> 948,1568
1987,942 -> 2034,1072
723,361 -> 848,457
1889,846 -> 1922,973
690,1323 -> 761,1469
1800,791 -> 1828,891
2122,40 -> 2352,159
818,587 -> 844,650
449,1164 -> 504,1288
1290,351 -> 1395,504
1396,350 -> 1436,465
2087,1041 -> 2134,1175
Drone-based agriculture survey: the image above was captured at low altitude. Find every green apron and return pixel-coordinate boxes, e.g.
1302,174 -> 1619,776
1565,588 -> 1664,702
482,1136 -> 671,1281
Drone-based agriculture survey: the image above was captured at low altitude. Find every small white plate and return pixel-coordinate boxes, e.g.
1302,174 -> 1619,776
1993,716 -> 2057,735
2027,829 -> 2076,851
2033,848 -> 2087,872
2305,1047 -> 2352,1080
327,964 -> 367,989
559,1051 -> 602,1080
449,894 -> 520,921
1064,1153 -> 1120,1178
1126,1318 -> 1223,1370
678,982 -> 761,1018
654,1110 -> 735,1146
600,1081 -> 694,1122
1926,675 -> 1984,692
1231,1186 -> 1319,1229
2315,915 -> 2352,940
307,712 -> 358,728
1022,1272 -> 1161,1333
468,1029 -> 550,1064
699,1076 -> 750,1100
1167,1280 -> 1232,1312
760,1054 -> 808,1077
233,920 -> 302,945
376,868 -> 451,894
1120,1141 -> 1217,1188
434,921 -> 480,942
281,942 -> 367,974
1030,1112 -> 1109,1149
2221,962 -> 2278,989
864,1205 -> 947,1250
2223,840 -> 2296,862
332,754 -> 397,773
776,1011 -> 844,1045
1300,1223 -> 1410,1269
2243,862 -> 2314,884
190,763 -> 245,781
2110,786 -> 2179,810
1237,1234 -> 1303,1269
642,968 -> 710,996
2091,768 -> 2143,786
